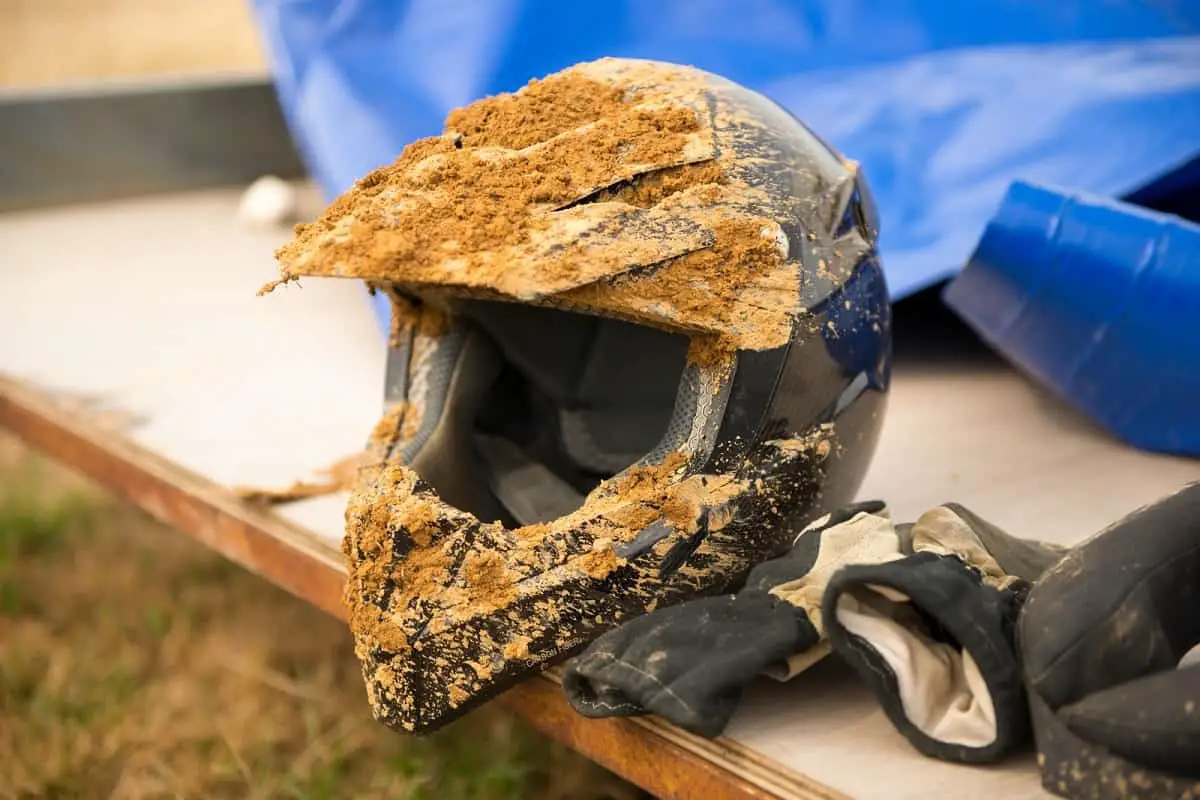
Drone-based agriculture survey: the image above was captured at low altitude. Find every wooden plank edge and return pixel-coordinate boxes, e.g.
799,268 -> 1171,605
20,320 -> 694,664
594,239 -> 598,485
0,376 -> 346,614
0,375 -> 844,800
540,668 -> 851,800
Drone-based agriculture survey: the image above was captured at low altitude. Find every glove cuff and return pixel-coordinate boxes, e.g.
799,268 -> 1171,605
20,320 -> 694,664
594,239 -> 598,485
822,552 -> 1029,764
562,591 -> 818,738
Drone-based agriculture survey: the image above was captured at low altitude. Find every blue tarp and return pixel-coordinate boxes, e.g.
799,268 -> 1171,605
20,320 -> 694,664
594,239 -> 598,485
249,0 -> 1200,306
944,182 -> 1200,456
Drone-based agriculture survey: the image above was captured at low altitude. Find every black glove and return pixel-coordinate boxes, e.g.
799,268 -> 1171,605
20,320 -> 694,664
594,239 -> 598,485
561,500 -> 902,737
1019,482 -> 1200,800
822,503 -> 1065,763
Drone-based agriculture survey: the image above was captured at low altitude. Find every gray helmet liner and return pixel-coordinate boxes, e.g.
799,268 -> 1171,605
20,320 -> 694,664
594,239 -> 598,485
384,300 -> 733,527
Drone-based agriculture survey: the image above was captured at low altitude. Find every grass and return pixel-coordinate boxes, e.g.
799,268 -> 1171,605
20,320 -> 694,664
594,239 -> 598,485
0,434 -> 641,800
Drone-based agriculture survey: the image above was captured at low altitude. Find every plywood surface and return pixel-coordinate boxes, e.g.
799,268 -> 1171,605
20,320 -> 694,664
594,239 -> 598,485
0,188 -> 373,542
2,188 -> 1196,800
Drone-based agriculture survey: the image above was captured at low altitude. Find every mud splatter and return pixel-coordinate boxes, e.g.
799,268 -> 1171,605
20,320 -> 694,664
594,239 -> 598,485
233,452 -> 366,506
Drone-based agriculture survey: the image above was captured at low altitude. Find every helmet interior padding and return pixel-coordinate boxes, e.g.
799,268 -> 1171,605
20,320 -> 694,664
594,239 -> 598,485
412,300 -> 693,527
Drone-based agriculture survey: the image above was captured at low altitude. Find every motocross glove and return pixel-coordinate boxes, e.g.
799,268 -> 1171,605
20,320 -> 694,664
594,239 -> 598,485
1020,482 -> 1200,800
822,503 -> 1065,763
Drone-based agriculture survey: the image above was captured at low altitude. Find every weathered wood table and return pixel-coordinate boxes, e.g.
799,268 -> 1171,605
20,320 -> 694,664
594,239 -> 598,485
2,185 -> 1194,799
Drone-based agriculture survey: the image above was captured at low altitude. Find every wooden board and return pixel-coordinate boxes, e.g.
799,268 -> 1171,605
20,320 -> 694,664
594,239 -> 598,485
2,188 -> 1196,800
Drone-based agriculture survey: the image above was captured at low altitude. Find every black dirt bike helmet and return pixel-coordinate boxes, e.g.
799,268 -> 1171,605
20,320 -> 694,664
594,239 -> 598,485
263,57 -> 892,734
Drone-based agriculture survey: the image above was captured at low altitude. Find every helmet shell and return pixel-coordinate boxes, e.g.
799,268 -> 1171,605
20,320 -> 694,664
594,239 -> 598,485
276,57 -> 892,734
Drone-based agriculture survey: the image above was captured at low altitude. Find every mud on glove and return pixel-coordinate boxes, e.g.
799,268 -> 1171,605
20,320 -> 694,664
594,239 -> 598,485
822,503 -> 1066,763
561,500 -> 901,738
1019,482 -> 1200,800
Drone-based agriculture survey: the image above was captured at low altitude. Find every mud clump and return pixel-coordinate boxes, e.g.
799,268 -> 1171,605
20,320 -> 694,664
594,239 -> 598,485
460,550 -> 517,612
558,213 -> 793,351
261,58 -> 802,352
368,402 -> 417,453
578,540 -> 620,580
502,635 -> 532,661
267,74 -> 703,292
233,452 -> 366,505
370,284 -> 451,347
445,73 -> 628,151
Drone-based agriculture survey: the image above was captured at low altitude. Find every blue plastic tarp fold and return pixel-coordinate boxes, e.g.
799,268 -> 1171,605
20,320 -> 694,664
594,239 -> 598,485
944,182 -> 1200,457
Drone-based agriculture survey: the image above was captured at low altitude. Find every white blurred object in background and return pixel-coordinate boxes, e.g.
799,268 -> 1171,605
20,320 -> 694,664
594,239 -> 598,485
237,175 -> 299,229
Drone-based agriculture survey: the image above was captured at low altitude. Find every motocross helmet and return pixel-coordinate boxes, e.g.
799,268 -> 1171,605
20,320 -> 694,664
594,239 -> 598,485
264,57 -> 892,734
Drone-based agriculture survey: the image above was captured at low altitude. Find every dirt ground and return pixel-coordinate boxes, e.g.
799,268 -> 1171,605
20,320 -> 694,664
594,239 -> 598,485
0,433 -> 639,800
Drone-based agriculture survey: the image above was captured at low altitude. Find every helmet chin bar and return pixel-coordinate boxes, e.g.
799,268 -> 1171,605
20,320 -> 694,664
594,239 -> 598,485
345,419 -> 838,734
